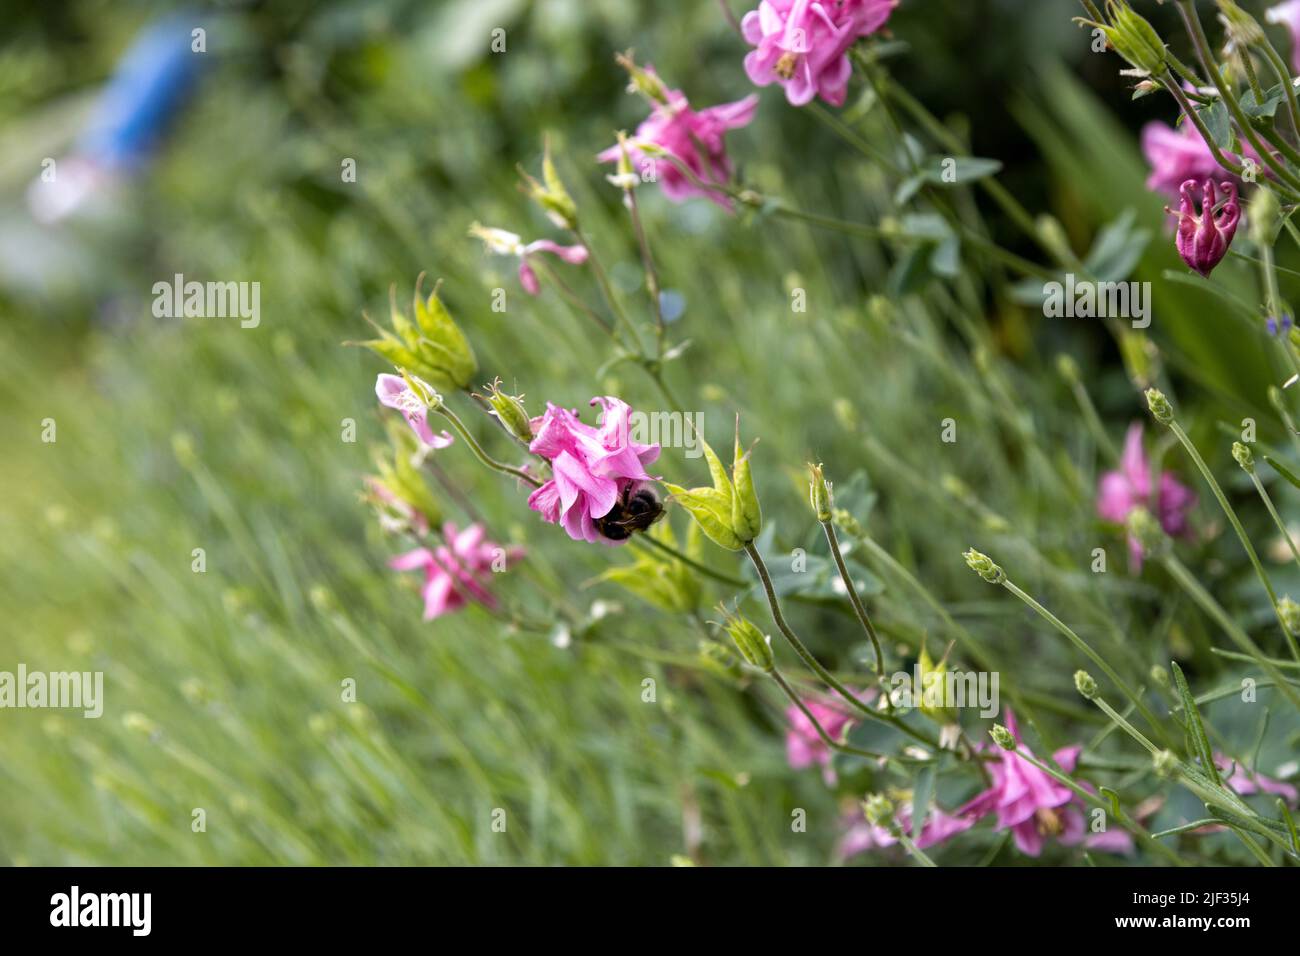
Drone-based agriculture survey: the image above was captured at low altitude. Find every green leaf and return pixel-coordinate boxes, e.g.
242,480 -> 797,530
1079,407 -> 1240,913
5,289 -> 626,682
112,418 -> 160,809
1171,660 -> 1220,787
1196,98 -> 1233,150
1241,83 -> 1286,120
922,156 -> 1003,186
663,484 -> 742,551
1264,454 -> 1300,492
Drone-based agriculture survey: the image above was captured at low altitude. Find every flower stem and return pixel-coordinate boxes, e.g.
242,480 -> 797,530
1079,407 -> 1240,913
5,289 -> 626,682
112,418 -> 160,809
769,668 -> 893,762
435,402 -> 541,488
820,518 -> 886,681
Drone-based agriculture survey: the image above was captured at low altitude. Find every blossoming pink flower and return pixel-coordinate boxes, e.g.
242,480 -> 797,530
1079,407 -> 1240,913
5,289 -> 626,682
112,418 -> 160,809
1267,1 -> 1300,72
1169,178 -> 1240,277
376,374 -> 455,449
742,0 -> 897,107
957,710 -> 1133,857
526,397 -> 660,543
1097,423 -> 1196,568
785,688 -> 878,784
836,804 -> 975,858
1141,121 -> 1224,196
389,522 -> 521,621
597,70 -> 757,209
469,224 -> 588,296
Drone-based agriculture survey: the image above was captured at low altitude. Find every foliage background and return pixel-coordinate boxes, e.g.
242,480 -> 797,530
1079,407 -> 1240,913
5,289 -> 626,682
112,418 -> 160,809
1,0 -> 1297,865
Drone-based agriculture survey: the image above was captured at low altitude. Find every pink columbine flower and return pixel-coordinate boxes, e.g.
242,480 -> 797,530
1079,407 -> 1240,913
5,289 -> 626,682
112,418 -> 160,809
836,804 -> 976,859
742,0 -> 897,107
1142,120 -> 1241,196
785,688 -> 878,784
375,374 -> 455,449
469,223 -> 588,296
526,397 -> 660,544
597,70 -> 758,209
957,710 -> 1134,857
1267,1 -> 1300,73
389,522 -> 521,621
1169,178 -> 1240,277
1216,754 -> 1299,804
1097,423 -> 1196,569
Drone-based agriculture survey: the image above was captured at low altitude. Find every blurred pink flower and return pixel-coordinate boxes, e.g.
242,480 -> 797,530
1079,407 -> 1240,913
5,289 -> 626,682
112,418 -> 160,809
375,374 -> 455,449
1267,1 -> 1300,72
1141,120 -> 1260,196
1216,754 -> 1299,804
389,523 -> 520,621
526,397 -> 660,543
786,688 -> 877,784
1097,423 -> 1196,569
742,0 -> 897,107
836,803 -> 976,858
469,224 -> 587,296
957,710 -> 1134,857
1169,178 -> 1240,277
598,70 -> 757,209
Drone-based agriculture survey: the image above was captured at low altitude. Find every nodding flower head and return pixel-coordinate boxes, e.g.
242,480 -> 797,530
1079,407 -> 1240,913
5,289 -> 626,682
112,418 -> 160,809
1169,179 -> 1240,277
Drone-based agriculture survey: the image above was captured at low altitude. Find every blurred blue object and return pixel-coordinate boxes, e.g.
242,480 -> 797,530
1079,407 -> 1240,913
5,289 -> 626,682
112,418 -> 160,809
78,13 -> 204,171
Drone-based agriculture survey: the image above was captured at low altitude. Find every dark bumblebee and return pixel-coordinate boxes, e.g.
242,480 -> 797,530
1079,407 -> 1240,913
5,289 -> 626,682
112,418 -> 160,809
595,485 -> 664,541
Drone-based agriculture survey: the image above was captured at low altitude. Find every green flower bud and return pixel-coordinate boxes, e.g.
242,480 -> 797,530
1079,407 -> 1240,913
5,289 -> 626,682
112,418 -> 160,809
1074,669 -> 1099,700
1149,665 -> 1170,688
1126,505 -> 1166,558
1218,1 -> 1265,49
605,131 -> 639,191
1145,387 -> 1173,426
1056,354 -> 1081,385
520,137 -> 579,230
352,277 -> 477,393
1279,596 -> 1300,635
723,611 -> 774,672
917,643 -> 959,725
1153,749 -> 1180,778
483,379 -> 534,445
1232,441 -> 1255,473
989,724 -> 1017,750
1078,0 -> 1168,75
963,548 -> 1005,585
808,462 -> 834,522
731,418 -> 762,543
832,507 -> 863,538
863,793 -> 895,827
614,50 -> 671,104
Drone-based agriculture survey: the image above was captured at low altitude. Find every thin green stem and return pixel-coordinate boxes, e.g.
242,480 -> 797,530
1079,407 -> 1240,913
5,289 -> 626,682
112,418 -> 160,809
820,519 -> 886,680
770,668 -> 893,762
435,402 -> 541,487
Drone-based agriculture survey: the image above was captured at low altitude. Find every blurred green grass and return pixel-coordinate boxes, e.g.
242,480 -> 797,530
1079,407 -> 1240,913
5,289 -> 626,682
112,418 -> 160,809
2,0 -> 1298,866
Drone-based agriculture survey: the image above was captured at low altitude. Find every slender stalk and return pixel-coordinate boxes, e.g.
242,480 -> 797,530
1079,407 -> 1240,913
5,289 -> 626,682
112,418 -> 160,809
624,187 -> 666,358
435,402 -> 541,487
820,518 -> 886,680
744,541 -> 938,747
770,668 -> 893,762
635,533 -> 746,587
1167,420 -> 1297,659
1161,553 -> 1300,708
1000,579 -> 1171,746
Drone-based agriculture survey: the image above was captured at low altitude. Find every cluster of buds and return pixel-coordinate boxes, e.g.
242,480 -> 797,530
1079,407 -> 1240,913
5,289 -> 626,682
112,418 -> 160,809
664,419 -> 762,551
1075,0 -> 1168,76
353,276 -> 477,394
962,548 -> 1005,585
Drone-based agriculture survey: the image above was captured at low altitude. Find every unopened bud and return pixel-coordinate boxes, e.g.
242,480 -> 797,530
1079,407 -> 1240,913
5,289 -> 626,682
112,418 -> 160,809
484,379 -> 534,444
1074,669 -> 1099,700
724,612 -> 774,672
963,548 -> 1005,584
1232,441 -> 1255,473
989,724 -> 1016,750
1126,506 -> 1165,557
1153,749 -> 1180,778
808,462 -> 834,522
1145,387 -> 1173,425
862,793 -> 895,827
1279,596 -> 1300,635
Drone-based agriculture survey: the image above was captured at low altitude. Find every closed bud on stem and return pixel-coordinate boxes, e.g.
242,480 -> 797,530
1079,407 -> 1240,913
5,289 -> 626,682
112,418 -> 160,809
1145,387 -> 1173,425
615,50 -> 670,104
605,131 -> 639,192
1150,664 -> 1170,688
989,724 -> 1016,751
862,793 -> 895,827
482,379 -> 533,444
1232,441 -> 1255,473
1153,749 -> 1180,778
1076,0 -> 1168,75
520,137 -> 579,230
1217,1 -> 1265,48
832,507 -> 863,538
1126,505 -> 1166,559
721,608 -> 774,672
1074,669 -> 1099,700
808,462 -> 834,522
1279,596 -> 1300,635
963,548 -> 1005,584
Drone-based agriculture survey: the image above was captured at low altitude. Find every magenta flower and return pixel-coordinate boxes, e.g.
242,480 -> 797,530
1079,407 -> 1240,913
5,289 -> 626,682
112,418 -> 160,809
469,224 -> 588,296
957,710 -> 1134,857
785,688 -> 878,784
1216,754 -> 1299,804
526,397 -> 660,543
376,374 -> 455,449
1169,178 -> 1240,277
742,0 -> 897,107
1141,121 -> 1226,196
836,804 -> 976,859
389,522 -> 520,621
1097,423 -> 1196,569
1267,1 -> 1300,72
597,70 -> 757,209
